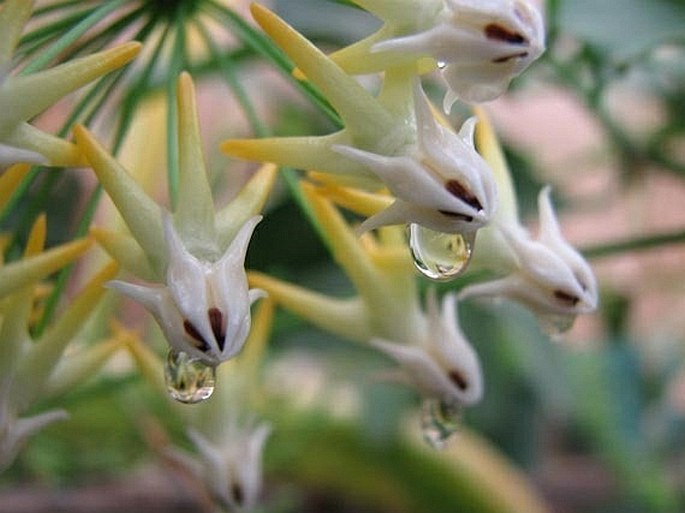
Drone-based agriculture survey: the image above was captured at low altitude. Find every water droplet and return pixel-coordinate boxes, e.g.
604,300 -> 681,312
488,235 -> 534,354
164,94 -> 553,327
437,60 -> 447,69
538,312 -> 576,336
164,350 -> 216,404
409,224 -> 475,281
421,398 -> 461,450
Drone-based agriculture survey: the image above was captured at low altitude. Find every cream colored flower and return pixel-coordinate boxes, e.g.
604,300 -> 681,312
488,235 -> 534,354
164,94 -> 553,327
371,290 -> 483,406
224,5 -> 497,235
110,214 -> 265,366
75,73 -> 275,366
329,0 -> 545,110
462,187 -> 597,333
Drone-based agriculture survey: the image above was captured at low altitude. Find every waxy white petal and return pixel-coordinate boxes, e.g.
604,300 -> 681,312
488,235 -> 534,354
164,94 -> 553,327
372,0 -> 545,107
371,291 -> 483,406
461,188 -> 598,330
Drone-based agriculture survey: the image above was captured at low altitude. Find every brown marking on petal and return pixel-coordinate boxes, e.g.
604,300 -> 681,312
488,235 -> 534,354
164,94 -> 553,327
231,482 -> 244,505
183,320 -> 211,351
492,51 -> 529,63
448,369 -> 468,391
208,307 -> 226,351
445,180 -> 483,211
554,290 -> 580,307
484,23 -> 527,45
439,210 -> 474,222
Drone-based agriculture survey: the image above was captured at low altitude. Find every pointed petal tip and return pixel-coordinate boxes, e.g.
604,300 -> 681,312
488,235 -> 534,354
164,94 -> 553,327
220,139 -> 264,162
105,40 -> 142,67
249,3 -> 271,24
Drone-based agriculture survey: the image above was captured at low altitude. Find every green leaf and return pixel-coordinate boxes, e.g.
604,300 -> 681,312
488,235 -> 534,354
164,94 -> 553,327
560,0 -> 685,60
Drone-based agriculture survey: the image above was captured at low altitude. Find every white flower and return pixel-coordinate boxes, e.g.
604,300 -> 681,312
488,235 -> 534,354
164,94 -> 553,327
462,187 -> 598,332
373,0 -> 545,108
110,214 -> 265,366
333,82 -> 497,234
371,290 -> 483,406
167,419 -> 271,512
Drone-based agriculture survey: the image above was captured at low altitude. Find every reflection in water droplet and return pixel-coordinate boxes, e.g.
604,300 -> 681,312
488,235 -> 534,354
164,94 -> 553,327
421,398 -> 461,450
538,312 -> 576,336
409,224 -> 475,281
164,350 -> 216,404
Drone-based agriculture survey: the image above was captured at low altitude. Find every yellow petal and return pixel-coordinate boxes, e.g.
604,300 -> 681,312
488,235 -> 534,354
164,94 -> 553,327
0,163 -> 30,211
222,131 -> 371,178
91,227 -> 156,281
0,42 -> 141,129
238,297 -> 274,374
443,429 -> 552,513
329,29 -> 435,76
310,178 -> 392,218
15,261 -> 119,411
249,271 -> 370,343
125,334 -> 165,394
0,237 -> 91,298
24,213 -> 46,257
474,106 -> 518,223
215,162 -> 278,249
44,337 -> 123,399
175,72 -> 216,250
250,4 -> 392,144
300,181 -> 381,293
5,122 -> 83,167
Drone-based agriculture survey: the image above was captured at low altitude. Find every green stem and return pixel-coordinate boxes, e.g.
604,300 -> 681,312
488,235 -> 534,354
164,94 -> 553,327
33,14 -> 164,336
21,0 -> 128,75
205,0 -> 342,128
166,15 -> 188,210
193,16 -> 267,137
582,228 -> 685,259
18,7 -> 96,51
65,5 -> 147,58
114,15 -> 170,149
31,0 -> 94,18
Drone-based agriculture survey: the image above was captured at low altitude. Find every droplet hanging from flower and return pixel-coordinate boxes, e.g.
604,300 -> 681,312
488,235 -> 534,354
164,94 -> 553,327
164,350 -> 216,404
409,224 -> 475,281
421,398 -> 462,450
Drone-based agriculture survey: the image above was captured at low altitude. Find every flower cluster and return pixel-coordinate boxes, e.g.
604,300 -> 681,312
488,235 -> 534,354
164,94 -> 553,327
0,0 -> 601,510
223,1 -> 596,442
74,73 -> 275,368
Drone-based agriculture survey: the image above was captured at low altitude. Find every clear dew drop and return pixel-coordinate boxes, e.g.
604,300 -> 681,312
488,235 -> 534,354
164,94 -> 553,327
164,350 -> 216,404
409,224 -> 476,281
421,398 -> 462,450
537,312 -> 576,336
